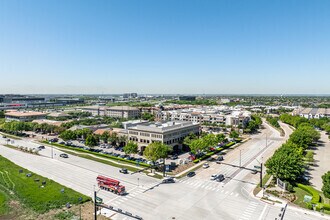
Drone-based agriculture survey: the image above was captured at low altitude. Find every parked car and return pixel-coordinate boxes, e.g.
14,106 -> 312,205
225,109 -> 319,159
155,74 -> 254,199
59,153 -> 69,158
162,177 -> 175,183
171,154 -> 178,160
119,168 -> 128,174
187,171 -> 196,177
203,163 -> 210,169
59,141 -> 65,145
38,145 -> 45,150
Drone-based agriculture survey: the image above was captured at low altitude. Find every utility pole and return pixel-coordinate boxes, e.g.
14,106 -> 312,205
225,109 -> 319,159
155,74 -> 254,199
163,158 -> 166,177
260,162 -> 263,188
94,190 -> 97,220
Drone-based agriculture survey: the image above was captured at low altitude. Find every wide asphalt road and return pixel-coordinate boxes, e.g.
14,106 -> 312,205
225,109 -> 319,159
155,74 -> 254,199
0,123 -> 329,220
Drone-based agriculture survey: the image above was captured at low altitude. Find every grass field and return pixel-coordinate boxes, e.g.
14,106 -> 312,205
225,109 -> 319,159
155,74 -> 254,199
0,155 -> 90,214
293,187 -> 311,208
0,191 -> 8,215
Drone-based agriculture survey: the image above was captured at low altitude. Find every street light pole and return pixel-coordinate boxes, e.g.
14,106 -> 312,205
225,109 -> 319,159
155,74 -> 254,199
94,190 -> 97,220
239,150 -> 241,167
51,146 -> 53,159
260,162 -> 263,188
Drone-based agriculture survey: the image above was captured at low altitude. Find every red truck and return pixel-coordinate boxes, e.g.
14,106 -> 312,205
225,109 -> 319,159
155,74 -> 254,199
96,175 -> 126,195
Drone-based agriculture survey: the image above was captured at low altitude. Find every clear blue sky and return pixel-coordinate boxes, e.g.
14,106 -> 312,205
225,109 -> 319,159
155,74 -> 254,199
0,0 -> 329,94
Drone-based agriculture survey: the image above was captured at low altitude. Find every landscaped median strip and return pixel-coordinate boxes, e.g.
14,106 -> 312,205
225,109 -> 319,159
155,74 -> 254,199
39,141 -> 166,179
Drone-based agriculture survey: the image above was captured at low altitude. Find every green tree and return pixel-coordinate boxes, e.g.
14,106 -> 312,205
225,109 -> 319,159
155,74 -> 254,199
100,131 -> 110,143
265,143 -> 304,182
124,141 -> 138,156
59,130 -> 77,141
143,142 -> 171,162
322,171 -> 330,199
85,134 -> 98,147
229,130 -> 239,139
183,133 -> 197,146
141,112 -> 155,121
290,126 -> 320,150
0,110 -> 4,118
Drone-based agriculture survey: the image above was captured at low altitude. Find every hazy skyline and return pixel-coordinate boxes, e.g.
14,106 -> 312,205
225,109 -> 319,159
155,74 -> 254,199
1,0 -> 330,94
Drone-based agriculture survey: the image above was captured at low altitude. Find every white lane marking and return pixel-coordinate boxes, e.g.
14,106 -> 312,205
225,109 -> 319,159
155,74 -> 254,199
258,204 -> 268,220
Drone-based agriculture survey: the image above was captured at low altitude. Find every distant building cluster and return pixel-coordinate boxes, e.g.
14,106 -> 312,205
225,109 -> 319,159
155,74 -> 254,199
0,95 -> 84,110
156,106 -> 251,128
79,106 -> 140,119
4,110 -> 47,122
292,108 -> 330,119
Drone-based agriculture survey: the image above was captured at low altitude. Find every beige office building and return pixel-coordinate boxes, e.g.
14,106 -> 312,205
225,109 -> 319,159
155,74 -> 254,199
127,121 -> 200,152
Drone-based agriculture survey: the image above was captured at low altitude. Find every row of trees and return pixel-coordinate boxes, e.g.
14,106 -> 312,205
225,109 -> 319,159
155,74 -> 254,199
0,120 -> 65,135
266,116 -> 280,128
266,118 -> 321,183
59,129 -> 128,147
280,113 -> 330,131
185,133 -> 226,155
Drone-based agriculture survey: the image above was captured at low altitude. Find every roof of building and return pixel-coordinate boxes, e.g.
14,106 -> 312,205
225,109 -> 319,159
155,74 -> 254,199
128,120 -> 199,133
32,119 -> 69,126
107,106 -> 139,111
48,112 -> 71,117
93,128 -> 113,135
5,111 -> 47,117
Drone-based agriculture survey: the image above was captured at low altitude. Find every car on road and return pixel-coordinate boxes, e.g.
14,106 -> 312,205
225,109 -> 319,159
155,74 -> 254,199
59,153 -> 69,158
210,174 -> 219,180
38,145 -> 45,150
215,156 -> 224,163
119,168 -> 128,174
2,135 -> 6,138
202,163 -> 210,169
187,171 -> 196,177
216,174 -> 225,182
251,169 -> 258,174
162,177 -> 175,183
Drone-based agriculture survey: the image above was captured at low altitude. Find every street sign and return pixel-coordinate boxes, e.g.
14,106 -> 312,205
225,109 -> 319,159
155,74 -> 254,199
95,196 -> 103,204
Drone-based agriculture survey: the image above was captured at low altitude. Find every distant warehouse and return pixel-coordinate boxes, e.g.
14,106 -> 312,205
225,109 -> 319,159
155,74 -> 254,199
79,106 -> 140,119
4,111 -> 47,122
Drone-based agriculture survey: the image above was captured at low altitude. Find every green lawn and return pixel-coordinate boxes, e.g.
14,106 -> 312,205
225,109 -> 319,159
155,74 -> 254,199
293,187 -> 312,209
0,191 -> 8,215
0,155 -> 90,214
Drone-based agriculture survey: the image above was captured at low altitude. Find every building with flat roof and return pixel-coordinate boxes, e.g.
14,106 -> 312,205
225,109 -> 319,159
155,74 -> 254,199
80,106 -> 140,119
127,121 -> 200,152
5,111 -> 47,122
292,108 -> 330,119
156,106 -> 251,128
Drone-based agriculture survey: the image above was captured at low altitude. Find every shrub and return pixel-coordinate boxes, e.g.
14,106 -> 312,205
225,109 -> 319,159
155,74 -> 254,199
297,184 -> 320,204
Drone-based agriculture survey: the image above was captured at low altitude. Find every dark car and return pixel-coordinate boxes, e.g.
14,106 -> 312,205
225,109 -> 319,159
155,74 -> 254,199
38,145 -> 45,150
59,153 -> 69,158
216,156 -> 224,164
119,168 -> 128,174
59,141 -> 65,145
162,177 -> 175,183
187,171 -> 196,177
216,174 -> 225,182
171,154 -> 178,160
